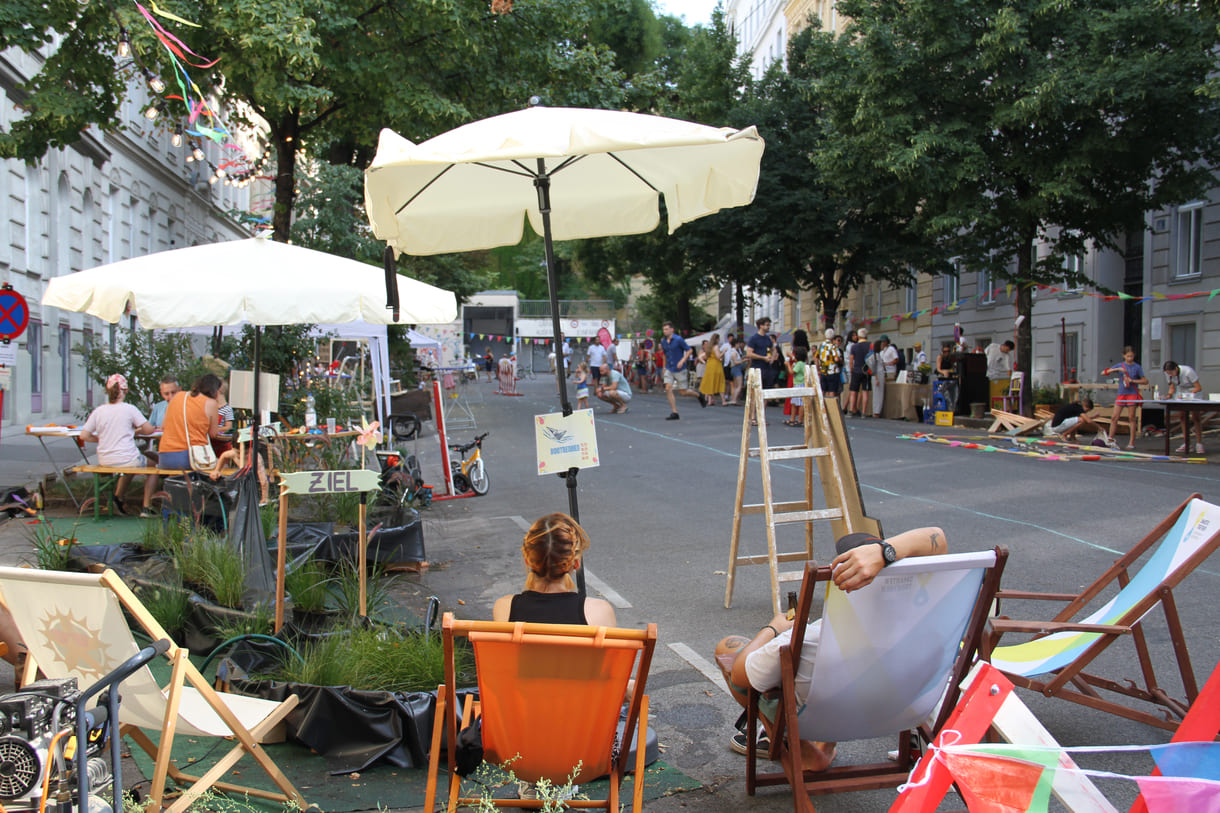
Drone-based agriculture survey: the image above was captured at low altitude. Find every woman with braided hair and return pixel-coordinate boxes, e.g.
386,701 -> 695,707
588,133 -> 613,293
492,512 -> 617,626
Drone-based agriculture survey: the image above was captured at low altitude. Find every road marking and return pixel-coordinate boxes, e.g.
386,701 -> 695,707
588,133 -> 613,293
585,570 -> 631,608
668,642 -> 731,695
508,515 -> 632,607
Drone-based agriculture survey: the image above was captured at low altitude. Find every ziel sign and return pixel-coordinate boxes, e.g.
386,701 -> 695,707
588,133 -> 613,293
279,469 -> 380,495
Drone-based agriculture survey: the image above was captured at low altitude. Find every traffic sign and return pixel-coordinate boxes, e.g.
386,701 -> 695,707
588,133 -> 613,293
0,286 -> 29,341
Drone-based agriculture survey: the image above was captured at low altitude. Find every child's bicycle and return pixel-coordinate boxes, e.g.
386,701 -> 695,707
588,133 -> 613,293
449,432 -> 489,495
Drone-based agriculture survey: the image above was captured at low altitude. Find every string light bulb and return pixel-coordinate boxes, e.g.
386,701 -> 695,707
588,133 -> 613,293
171,127 -> 183,147
148,75 -> 166,94
117,30 -> 131,58
143,104 -> 160,121
192,146 -> 205,161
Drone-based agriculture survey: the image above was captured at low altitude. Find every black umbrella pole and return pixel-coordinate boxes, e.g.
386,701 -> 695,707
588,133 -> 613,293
535,163 -> 583,596
251,326 -> 262,467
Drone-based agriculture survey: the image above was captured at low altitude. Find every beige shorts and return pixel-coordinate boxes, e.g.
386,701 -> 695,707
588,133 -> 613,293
663,367 -> 690,390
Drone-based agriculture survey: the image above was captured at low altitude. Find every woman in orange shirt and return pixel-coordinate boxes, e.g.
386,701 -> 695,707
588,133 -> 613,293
158,373 -> 225,470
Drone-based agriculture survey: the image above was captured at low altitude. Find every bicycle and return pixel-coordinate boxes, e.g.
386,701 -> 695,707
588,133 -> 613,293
449,432 -> 490,495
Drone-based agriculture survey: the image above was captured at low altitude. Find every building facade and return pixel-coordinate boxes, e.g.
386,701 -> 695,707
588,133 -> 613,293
1,46 -> 256,430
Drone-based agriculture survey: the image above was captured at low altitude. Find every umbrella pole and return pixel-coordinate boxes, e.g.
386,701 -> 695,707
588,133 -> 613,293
535,160 -> 585,597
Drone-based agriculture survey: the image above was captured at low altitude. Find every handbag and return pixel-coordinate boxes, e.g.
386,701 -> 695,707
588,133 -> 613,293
182,393 -> 217,471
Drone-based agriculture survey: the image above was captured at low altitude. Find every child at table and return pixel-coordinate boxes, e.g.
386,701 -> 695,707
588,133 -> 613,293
209,426 -> 271,505
80,373 -> 160,518
1102,346 -> 1147,449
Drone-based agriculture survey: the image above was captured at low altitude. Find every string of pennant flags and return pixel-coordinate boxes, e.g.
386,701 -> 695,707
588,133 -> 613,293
468,281 -> 1220,344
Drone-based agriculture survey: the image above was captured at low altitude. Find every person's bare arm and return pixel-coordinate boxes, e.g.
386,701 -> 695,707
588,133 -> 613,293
492,594 -> 513,622
730,612 -> 792,689
831,526 -> 948,593
204,399 -> 224,439
80,428 -> 98,444
134,421 -> 156,437
583,598 -> 617,627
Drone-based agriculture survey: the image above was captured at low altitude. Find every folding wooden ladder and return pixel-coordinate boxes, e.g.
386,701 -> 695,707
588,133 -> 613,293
726,367 -> 881,613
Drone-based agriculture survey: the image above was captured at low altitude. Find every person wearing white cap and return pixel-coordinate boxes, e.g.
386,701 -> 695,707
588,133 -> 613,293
80,373 -> 160,517
816,328 -> 843,401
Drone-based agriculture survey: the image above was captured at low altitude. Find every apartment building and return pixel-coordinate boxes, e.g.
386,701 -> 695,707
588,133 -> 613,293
1,46 -> 257,430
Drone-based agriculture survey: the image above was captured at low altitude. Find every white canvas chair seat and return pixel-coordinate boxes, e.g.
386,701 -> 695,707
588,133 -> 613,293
799,551 -> 998,744
0,566 -> 306,812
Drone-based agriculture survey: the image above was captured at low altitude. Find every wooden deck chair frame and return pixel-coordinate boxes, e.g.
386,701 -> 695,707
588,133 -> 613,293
0,567 -> 306,813
890,661 -> 1119,813
745,548 -> 1008,811
424,614 -> 657,813
982,493 -> 1220,732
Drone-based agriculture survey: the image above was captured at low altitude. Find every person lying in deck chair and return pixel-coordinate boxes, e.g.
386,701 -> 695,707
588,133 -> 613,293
714,527 -> 950,772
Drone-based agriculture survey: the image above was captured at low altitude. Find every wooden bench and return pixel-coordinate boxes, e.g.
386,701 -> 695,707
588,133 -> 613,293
69,464 -> 237,520
987,409 -> 1049,436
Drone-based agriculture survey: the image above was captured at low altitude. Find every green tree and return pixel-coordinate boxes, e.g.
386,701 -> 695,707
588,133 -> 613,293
814,0 -> 1220,412
1,1 -> 625,243
79,331 -> 214,417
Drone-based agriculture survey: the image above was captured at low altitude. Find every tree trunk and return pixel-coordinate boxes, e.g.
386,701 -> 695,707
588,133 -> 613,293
271,113 -> 300,244
1014,229 -> 1036,416
735,280 -> 745,336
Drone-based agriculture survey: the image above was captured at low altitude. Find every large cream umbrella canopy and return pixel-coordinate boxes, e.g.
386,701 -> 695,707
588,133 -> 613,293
364,105 -> 763,530
364,105 -> 765,257
43,236 -> 456,328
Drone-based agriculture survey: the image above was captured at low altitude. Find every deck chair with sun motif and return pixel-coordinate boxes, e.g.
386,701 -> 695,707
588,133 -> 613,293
745,549 -> 1007,812
983,494 -> 1220,732
0,566 -> 306,813
424,614 -> 656,813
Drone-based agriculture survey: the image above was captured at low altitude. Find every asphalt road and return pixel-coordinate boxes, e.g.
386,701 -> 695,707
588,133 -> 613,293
393,373 -> 1220,812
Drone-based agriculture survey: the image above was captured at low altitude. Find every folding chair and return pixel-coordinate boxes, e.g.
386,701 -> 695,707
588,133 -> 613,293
745,548 -> 1007,812
425,614 -> 656,812
983,494 -> 1220,732
0,567 -> 306,813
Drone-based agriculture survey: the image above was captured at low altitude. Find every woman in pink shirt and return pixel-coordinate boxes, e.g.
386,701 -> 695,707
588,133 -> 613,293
81,373 -> 158,517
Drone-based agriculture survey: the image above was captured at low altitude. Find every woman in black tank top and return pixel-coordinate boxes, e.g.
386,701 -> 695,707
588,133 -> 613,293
491,513 -> 617,627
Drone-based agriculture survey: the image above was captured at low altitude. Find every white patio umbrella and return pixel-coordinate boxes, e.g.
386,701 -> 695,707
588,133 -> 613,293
43,236 -> 456,328
364,104 -> 764,531
44,236 -> 457,627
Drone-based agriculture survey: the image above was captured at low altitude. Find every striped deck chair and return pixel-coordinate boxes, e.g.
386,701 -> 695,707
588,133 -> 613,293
983,494 -> 1220,732
745,548 -> 1007,812
0,567 -> 306,813
424,614 -> 656,813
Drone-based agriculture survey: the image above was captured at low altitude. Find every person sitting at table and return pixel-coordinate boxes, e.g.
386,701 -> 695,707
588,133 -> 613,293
492,512 -> 616,626
212,379 -> 234,458
147,375 -> 180,428
1163,360 -> 1205,454
80,373 -> 159,518
159,373 -> 226,472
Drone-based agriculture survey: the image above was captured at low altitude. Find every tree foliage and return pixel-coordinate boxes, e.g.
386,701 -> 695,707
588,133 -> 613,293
813,0 -> 1220,410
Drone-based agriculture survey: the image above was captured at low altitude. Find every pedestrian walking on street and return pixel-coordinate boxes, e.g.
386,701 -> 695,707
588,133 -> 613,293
660,321 -> 707,420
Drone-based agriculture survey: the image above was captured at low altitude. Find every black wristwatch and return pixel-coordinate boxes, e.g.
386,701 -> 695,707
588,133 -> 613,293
876,540 -> 898,566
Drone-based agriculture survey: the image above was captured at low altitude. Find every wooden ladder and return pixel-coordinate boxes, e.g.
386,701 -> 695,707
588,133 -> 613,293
725,367 -> 881,613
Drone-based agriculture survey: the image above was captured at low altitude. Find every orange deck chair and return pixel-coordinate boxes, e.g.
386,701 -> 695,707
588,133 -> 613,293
424,614 -> 657,812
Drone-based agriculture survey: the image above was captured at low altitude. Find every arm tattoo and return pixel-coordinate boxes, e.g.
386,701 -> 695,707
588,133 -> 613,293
930,532 -> 941,551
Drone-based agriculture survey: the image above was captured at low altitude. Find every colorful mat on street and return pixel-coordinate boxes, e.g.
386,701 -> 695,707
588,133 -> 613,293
899,432 -> 1206,463
128,732 -> 699,812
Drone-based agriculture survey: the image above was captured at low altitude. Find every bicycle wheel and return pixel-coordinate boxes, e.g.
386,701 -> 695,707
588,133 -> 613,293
467,459 -> 490,495
390,413 -> 422,441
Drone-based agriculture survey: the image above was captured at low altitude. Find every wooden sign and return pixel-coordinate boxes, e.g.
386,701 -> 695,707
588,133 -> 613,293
280,468 -> 380,495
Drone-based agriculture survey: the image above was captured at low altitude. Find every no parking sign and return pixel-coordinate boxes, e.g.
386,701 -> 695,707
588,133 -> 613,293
0,285 -> 29,341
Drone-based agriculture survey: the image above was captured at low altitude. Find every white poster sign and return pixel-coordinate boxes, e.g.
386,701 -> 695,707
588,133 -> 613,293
535,409 -> 600,475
